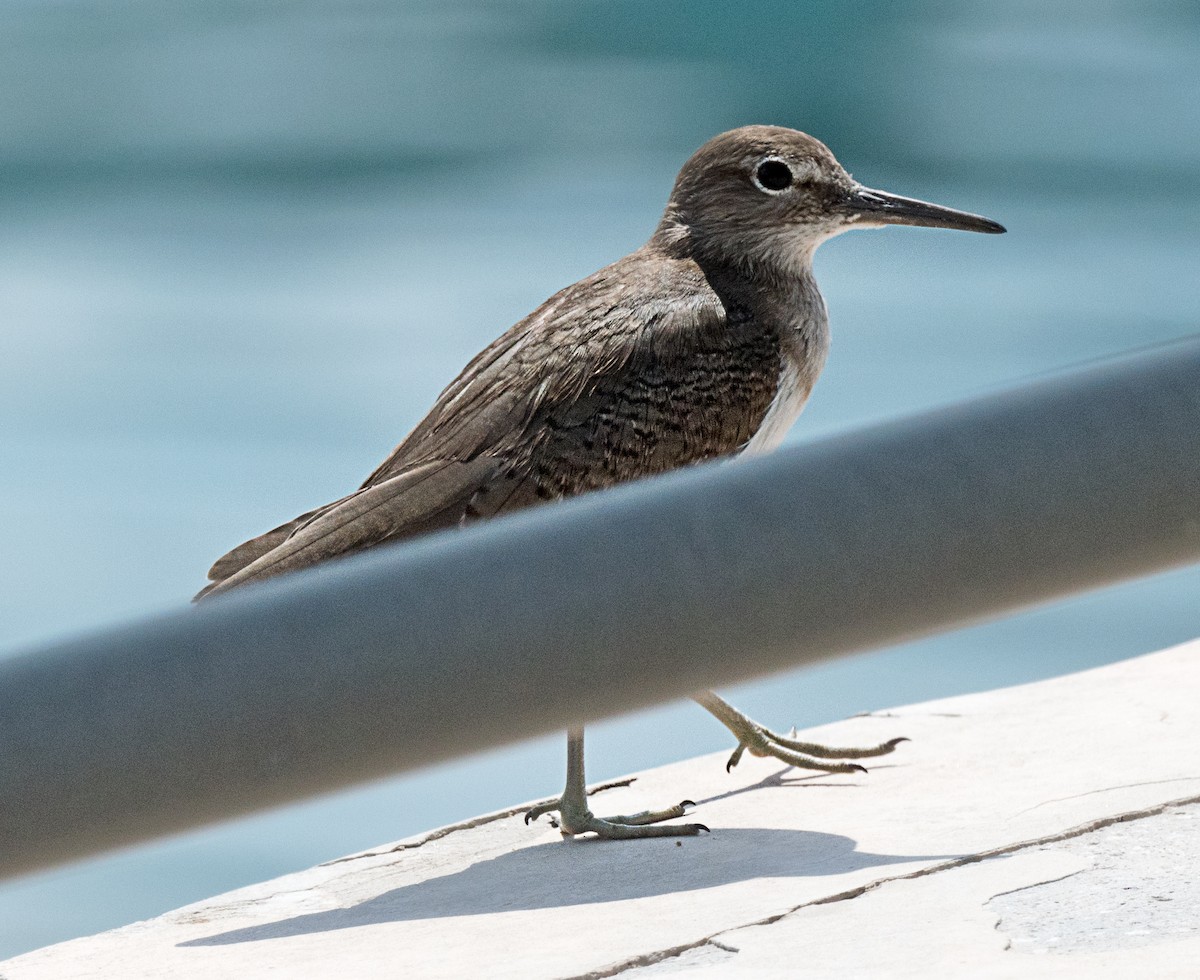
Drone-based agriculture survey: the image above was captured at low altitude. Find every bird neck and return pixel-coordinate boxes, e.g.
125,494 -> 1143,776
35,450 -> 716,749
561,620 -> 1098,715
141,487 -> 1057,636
650,216 -> 818,298
649,217 -> 824,328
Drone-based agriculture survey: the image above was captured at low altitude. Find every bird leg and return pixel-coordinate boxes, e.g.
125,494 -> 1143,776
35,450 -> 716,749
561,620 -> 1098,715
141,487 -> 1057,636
693,690 -> 908,774
524,727 -> 709,838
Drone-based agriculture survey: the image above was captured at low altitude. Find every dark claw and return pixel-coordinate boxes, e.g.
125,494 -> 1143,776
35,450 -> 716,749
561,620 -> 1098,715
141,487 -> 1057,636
681,799 -> 696,808
851,764 -> 868,774
696,824 -> 711,833
524,812 -> 535,824
885,737 -> 911,748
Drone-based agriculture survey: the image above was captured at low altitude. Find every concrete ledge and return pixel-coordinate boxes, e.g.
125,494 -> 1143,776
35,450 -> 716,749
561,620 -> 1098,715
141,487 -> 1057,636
5,640 -> 1200,978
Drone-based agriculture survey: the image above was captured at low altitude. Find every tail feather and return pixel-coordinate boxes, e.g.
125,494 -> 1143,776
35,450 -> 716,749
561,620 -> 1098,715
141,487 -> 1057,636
196,456 -> 497,600
205,507 -> 326,582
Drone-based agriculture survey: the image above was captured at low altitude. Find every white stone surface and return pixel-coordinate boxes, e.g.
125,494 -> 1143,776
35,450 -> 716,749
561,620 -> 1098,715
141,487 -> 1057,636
4,639 -> 1200,979
989,804 -> 1200,957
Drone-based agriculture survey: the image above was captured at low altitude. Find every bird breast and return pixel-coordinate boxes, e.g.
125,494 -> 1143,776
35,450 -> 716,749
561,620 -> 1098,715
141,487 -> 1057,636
741,304 -> 830,456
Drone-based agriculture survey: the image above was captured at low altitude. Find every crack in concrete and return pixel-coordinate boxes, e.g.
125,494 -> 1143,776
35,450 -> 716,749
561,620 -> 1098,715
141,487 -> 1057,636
1012,776 -> 1200,816
983,869 -> 1085,959
569,937 -> 734,979
852,710 -> 962,719
572,791 -> 1200,979
986,870 -> 1085,903
319,778 -> 637,866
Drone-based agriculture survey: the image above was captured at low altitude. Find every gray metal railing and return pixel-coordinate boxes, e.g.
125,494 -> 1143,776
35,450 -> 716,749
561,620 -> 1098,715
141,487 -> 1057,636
2,338 -> 1199,879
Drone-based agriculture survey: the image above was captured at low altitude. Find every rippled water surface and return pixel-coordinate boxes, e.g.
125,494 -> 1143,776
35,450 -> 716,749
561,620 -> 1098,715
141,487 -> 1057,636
1,0 -> 1198,959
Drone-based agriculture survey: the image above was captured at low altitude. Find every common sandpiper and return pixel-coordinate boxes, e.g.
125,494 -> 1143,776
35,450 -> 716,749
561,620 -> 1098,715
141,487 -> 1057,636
199,125 -> 1005,839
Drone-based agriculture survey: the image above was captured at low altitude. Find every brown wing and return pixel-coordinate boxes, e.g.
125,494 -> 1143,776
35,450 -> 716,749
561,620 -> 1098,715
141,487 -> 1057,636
204,505 -> 333,583
197,458 -> 498,598
356,250 -> 755,487
198,248 -> 780,599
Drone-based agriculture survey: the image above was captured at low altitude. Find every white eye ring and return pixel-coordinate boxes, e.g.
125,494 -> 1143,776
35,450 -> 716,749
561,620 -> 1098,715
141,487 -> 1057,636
751,157 -> 795,194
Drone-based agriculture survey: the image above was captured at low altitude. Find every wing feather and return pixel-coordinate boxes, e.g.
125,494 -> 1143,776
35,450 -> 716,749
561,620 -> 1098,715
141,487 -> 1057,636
205,505 -> 331,581
197,247 -> 759,601
197,457 -> 497,598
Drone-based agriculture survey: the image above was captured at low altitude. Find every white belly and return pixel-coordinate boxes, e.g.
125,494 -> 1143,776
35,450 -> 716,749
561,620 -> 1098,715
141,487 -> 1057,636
742,313 -> 829,456
742,357 -> 812,455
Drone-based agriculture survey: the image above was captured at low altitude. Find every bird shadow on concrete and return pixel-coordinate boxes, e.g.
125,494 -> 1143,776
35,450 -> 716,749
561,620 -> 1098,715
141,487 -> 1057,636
180,803 -> 957,947
690,766 -> 883,808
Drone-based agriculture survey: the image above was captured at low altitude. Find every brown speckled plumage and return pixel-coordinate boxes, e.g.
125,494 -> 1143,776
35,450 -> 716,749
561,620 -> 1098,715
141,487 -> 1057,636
198,250 -> 788,597
196,125 -> 1003,841
198,125 -> 1003,608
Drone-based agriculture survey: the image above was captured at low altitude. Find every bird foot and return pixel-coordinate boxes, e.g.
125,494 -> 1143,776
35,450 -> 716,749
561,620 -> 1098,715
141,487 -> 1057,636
525,798 -> 708,839
725,727 -> 909,774
694,689 -> 907,775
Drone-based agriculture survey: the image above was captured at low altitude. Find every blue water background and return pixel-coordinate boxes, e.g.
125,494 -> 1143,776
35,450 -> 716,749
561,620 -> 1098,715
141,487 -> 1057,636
1,0 -> 1198,958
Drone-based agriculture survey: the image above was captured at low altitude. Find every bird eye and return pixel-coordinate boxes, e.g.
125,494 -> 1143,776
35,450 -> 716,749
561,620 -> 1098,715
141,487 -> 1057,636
753,158 -> 794,193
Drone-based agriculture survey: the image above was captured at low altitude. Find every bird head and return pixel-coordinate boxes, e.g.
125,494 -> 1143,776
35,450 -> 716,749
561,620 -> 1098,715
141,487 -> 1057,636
656,125 -> 1004,277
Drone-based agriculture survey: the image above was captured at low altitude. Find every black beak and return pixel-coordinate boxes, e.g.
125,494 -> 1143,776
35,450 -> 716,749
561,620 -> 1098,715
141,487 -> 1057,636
846,185 -> 1006,234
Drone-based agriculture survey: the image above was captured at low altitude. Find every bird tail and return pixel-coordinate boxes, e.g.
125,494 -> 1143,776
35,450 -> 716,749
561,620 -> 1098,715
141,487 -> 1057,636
195,457 -> 497,601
